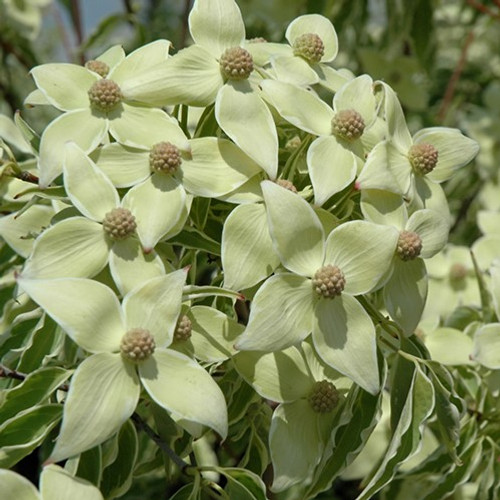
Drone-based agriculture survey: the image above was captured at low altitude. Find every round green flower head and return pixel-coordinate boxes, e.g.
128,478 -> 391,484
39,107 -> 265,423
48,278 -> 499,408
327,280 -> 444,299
293,33 -> 325,63
88,78 -> 123,112
408,142 -> 439,175
120,328 -> 156,362
84,60 -> 110,78
312,264 -> 346,298
102,207 -> 137,240
174,314 -> 192,342
219,46 -> 254,81
275,179 -> 298,193
331,109 -> 366,141
149,142 -> 182,174
397,230 -> 422,261
308,380 -> 340,413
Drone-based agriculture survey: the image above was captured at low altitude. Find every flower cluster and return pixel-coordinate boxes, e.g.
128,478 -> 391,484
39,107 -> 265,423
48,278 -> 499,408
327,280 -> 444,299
0,0 -> 488,498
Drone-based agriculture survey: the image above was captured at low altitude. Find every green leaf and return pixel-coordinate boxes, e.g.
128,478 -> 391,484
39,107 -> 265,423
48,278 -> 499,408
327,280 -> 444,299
171,226 -> 221,256
0,366 -> 70,422
100,420 -> 138,499
0,469 -> 41,500
40,464 -> 104,500
139,349 -> 228,438
216,468 -> 267,500
182,285 -> 244,301
49,353 -> 140,462
0,404 -> 62,468
262,180 -> 324,276
72,445 -> 102,486
222,203 -> 279,290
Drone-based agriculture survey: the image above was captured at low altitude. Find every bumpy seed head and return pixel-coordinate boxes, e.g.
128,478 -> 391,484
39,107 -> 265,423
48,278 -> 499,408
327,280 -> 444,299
397,230 -> 422,261
149,142 -> 182,174
85,60 -> 110,78
219,47 -> 254,81
449,262 -> 468,281
408,142 -> 439,175
308,380 -> 340,413
293,33 -> 325,63
88,79 -> 123,112
174,314 -> 192,342
102,207 -> 137,240
120,328 -> 155,362
331,109 -> 366,141
275,179 -> 298,193
312,264 -> 346,298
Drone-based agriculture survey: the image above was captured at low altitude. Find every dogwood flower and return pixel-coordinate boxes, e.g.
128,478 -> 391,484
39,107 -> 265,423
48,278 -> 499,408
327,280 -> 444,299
17,272 -> 228,462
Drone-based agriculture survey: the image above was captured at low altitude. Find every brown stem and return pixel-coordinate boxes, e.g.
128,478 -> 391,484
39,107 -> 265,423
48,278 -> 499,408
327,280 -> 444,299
179,0 -> 192,49
70,0 -> 85,64
0,364 -> 69,391
466,0 -> 500,20
437,30 -> 475,123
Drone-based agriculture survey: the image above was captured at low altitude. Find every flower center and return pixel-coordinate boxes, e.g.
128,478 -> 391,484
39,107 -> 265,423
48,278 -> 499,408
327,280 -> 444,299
408,143 -> 439,175
174,314 -> 192,342
85,60 -> 110,78
331,109 -> 366,141
312,264 -> 346,298
120,328 -> 156,362
219,47 -> 254,81
149,142 -> 182,174
308,380 -> 340,413
397,230 -> 422,261
102,207 -> 137,240
275,179 -> 298,193
293,33 -> 325,63
88,79 -> 123,112
449,262 -> 468,281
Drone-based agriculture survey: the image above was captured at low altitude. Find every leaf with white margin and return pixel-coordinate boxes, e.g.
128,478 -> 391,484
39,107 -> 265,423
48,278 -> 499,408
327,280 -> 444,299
234,273 -> 316,352
406,209 -> 449,259
110,40 -> 171,86
425,328 -> 473,366
384,258 -> 427,336
270,56 -> 319,87
334,75 -> 376,126
413,128 -> 479,183
356,362 -> 434,500
17,277 -> 125,353
360,189 -> 407,228
270,400 -> 327,492
324,220 -> 399,295
183,137 -> 262,197
233,347 -> 314,403
30,64 -> 98,111
38,108 -> 108,187
285,14 -> 338,62
40,464 -> 104,500
108,104 -> 183,150
109,239 -> 165,296
122,174 -> 185,251
262,180 -> 324,277
139,349 -> 228,438
221,203 -> 279,290
312,295 -> 379,394
0,469 -> 41,500
378,81 -> 412,151
307,135 -> 357,206
50,353 -> 139,462
215,82 -> 278,179
64,143 -> 119,221
260,80 -> 333,136
472,323 -> 500,369
186,305 -> 244,362
124,45 -> 223,107
0,205 -> 54,258
189,0 -> 245,58
123,270 -> 186,348
21,218 -> 109,279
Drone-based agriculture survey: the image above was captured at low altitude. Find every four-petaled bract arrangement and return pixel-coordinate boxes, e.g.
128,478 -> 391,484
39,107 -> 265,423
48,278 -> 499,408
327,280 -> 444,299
4,1 -> 500,499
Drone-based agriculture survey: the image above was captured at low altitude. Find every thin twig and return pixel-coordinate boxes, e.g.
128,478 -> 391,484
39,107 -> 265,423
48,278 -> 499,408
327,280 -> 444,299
466,0 -> 500,20
70,0 -> 85,64
180,0 -> 192,49
0,364 -> 69,391
437,30 -> 475,123
130,413 -> 190,470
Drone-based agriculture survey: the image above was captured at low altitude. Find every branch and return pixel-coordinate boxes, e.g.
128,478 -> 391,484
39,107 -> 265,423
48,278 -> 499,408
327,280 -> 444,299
0,364 -> 69,391
466,0 -> 500,20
